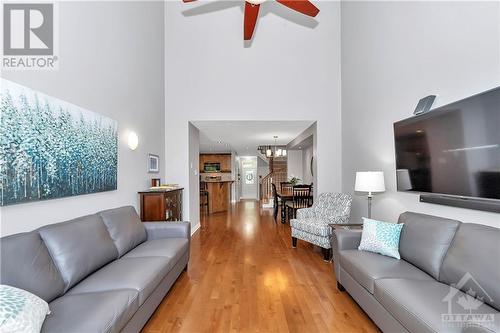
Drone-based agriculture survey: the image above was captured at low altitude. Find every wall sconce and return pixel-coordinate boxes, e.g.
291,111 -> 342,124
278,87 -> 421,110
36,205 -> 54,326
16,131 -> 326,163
128,131 -> 139,150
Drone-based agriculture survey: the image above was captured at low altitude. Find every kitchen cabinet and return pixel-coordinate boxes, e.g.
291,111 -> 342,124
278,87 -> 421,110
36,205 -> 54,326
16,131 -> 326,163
199,154 -> 231,173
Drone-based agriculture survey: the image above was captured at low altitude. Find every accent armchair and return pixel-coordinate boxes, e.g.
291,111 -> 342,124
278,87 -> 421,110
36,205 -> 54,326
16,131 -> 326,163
291,192 -> 353,261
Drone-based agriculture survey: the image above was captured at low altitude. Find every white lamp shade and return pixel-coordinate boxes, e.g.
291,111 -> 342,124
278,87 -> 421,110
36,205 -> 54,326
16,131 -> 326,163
355,171 -> 385,193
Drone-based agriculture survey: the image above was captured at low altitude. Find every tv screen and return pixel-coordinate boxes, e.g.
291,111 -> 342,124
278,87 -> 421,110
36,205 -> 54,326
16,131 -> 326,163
394,87 -> 500,200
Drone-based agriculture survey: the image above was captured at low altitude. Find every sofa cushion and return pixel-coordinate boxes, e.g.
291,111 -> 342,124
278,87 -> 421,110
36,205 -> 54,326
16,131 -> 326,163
38,214 -> 119,291
290,218 -> 331,237
99,206 -> 147,257
43,289 -> 139,333
67,257 -> 173,304
440,223 -> 500,311
340,250 -> 432,294
398,212 -> 460,280
0,232 -> 65,302
123,238 -> 188,264
374,279 -> 500,333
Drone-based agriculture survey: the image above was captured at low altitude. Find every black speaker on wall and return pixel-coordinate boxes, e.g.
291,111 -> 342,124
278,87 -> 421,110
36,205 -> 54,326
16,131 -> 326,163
414,95 -> 436,115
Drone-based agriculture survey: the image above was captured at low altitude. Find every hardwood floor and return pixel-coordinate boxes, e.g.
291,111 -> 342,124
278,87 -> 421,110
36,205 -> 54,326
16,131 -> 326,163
142,200 -> 379,333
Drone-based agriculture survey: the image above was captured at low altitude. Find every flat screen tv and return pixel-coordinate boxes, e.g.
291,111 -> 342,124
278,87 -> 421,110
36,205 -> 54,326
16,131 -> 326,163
394,87 -> 500,202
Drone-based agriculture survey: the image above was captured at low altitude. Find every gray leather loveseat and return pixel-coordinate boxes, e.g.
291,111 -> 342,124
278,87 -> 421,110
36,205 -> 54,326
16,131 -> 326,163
332,212 -> 500,333
0,206 -> 190,332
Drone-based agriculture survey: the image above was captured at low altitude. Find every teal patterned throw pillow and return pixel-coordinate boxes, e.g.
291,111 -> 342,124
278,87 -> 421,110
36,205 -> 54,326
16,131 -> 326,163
0,285 -> 50,333
358,218 -> 404,259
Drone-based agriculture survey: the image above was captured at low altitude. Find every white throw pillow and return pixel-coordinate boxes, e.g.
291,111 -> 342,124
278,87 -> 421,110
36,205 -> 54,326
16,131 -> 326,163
358,217 -> 404,259
0,285 -> 50,333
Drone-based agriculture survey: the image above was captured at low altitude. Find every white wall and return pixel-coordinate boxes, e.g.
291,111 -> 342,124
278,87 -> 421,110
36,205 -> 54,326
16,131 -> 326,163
288,124 -> 317,195
231,151 -> 239,202
302,145 -> 314,185
188,123 -> 200,234
165,1 -> 342,224
341,1 -> 500,226
0,1 -> 165,236
287,150 -> 303,180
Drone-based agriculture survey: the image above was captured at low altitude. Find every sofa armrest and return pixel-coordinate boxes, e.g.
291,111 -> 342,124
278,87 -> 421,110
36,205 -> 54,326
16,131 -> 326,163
143,222 -> 191,240
332,229 -> 362,252
331,229 -> 362,282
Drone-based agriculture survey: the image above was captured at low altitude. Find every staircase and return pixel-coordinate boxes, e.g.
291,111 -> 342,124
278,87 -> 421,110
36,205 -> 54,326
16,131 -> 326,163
260,166 -> 287,206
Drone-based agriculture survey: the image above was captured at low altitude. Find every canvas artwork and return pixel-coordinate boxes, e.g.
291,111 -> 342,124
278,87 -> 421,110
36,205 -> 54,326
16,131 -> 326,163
0,79 -> 118,206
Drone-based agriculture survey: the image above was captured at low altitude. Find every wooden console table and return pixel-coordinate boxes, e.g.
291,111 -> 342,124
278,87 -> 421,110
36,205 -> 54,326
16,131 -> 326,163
138,188 -> 183,221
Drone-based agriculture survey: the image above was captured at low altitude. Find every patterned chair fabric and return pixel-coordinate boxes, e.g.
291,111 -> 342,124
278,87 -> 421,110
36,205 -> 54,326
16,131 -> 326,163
291,193 -> 352,249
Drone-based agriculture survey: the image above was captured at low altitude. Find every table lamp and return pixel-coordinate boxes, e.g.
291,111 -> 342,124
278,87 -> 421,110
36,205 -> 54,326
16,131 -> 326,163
355,171 -> 385,218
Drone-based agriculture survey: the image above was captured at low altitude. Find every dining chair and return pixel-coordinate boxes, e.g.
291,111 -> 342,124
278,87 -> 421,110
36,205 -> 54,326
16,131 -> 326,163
271,183 -> 279,222
280,182 -> 293,193
286,185 -> 312,220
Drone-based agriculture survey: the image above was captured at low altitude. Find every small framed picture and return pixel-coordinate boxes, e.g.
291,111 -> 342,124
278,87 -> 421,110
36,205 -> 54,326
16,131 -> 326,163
148,154 -> 160,173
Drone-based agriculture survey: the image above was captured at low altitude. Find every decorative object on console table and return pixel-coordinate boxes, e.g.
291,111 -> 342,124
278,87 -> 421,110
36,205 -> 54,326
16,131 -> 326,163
138,187 -> 183,221
354,171 -> 385,219
148,154 -> 160,173
151,178 -> 161,187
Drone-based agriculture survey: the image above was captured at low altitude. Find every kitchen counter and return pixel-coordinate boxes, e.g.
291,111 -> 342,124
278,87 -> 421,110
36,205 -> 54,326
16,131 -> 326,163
201,181 -> 233,213
202,180 -> 234,183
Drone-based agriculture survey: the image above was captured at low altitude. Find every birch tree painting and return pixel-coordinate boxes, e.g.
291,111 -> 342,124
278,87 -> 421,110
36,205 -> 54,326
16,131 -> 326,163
0,79 -> 118,206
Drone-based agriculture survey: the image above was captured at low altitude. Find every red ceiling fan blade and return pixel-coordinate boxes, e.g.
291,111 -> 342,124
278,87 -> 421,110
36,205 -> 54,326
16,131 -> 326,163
182,0 -> 197,3
276,0 -> 319,17
244,2 -> 260,40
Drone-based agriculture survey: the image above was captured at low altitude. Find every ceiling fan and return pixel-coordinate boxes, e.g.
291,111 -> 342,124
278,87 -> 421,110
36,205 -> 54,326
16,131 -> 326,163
182,0 -> 320,40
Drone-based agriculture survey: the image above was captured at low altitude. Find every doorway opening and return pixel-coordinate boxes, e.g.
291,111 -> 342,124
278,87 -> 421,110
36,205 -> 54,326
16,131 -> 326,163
189,120 -> 317,225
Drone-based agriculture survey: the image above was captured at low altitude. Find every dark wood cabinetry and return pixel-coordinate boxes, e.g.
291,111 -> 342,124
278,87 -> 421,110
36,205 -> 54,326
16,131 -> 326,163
138,188 -> 183,221
199,154 -> 232,173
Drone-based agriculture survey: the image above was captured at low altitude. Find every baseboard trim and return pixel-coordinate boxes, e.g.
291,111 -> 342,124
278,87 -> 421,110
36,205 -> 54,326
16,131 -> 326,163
191,222 -> 200,236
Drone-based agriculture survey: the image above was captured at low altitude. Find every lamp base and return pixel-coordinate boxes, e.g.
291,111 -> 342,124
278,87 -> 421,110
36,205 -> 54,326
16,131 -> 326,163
367,195 -> 373,219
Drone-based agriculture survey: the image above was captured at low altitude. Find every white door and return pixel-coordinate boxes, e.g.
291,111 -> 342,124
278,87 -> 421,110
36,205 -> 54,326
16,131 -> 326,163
241,157 -> 258,199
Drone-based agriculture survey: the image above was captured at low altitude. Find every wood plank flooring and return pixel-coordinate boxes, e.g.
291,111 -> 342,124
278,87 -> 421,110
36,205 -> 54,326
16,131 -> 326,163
142,200 -> 379,333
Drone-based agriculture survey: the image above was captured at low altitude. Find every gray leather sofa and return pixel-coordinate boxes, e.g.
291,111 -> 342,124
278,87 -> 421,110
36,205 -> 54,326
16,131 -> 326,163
332,212 -> 500,333
0,206 -> 190,333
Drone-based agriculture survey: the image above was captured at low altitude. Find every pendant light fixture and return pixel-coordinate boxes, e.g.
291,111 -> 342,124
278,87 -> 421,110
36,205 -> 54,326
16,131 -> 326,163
273,136 -> 287,158
266,146 -> 272,157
